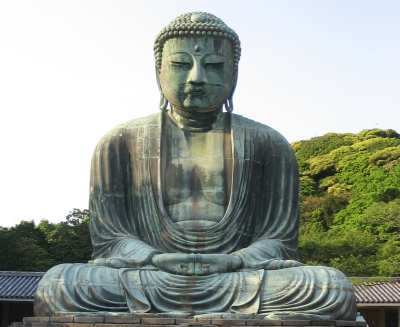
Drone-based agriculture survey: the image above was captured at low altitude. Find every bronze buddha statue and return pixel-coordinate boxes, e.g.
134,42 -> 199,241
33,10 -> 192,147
34,12 -> 356,321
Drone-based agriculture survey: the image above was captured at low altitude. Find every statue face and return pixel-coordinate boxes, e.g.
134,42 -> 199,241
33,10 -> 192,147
159,37 -> 235,112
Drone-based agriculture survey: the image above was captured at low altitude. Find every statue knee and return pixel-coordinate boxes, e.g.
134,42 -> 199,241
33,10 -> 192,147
319,266 -> 353,287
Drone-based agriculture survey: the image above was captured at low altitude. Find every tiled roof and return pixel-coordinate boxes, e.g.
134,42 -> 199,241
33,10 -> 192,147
353,278 -> 400,304
0,271 -> 45,300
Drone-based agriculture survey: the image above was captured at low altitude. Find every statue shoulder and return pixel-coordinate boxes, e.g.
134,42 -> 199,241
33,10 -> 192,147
95,113 -> 161,147
95,113 -> 161,153
104,113 -> 160,137
231,113 -> 292,148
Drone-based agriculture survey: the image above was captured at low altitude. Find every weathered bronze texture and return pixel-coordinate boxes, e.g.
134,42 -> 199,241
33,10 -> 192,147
34,12 -> 357,321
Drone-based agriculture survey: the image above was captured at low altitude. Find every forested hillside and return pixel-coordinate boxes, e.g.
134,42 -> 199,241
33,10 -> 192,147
295,128 -> 400,276
0,129 -> 399,276
0,209 -> 91,271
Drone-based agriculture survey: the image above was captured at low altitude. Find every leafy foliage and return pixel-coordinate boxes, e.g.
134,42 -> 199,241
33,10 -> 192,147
0,209 -> 92,271
296,129 -> 400,276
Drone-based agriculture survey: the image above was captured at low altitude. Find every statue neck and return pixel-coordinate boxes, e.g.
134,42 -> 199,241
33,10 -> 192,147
169,106 -> 223,132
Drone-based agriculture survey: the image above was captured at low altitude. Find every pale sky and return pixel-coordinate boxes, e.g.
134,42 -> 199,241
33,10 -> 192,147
0,1 -> 399,227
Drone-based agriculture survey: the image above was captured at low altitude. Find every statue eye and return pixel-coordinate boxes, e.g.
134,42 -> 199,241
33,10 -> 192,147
204,62 -> 224,69
170,61 -> 192,68
168,53 -> 192,69
203,54 -> 226,70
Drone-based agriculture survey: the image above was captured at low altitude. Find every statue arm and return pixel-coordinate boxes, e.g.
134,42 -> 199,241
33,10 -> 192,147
231,239 -> 303,270
89,129 -> 161,268
230,125 -> 301,270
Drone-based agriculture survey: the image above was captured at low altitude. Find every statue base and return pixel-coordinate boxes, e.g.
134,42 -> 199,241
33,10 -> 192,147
13,316 -> 366,327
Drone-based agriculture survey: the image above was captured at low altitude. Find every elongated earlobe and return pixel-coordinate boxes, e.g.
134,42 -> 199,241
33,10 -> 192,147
160,94 -> 168,111
224,98 -> 234,113
224,72 -> 238,113
156,65 -> 168,111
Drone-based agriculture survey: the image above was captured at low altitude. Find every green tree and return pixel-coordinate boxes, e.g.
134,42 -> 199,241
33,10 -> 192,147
0,221 -> 53,271
0,209 -> 92,271
46,209 -> 92,265
295,128 -> 400,276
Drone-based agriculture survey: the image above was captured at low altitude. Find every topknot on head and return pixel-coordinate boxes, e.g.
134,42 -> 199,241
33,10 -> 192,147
154,12 -> 241,71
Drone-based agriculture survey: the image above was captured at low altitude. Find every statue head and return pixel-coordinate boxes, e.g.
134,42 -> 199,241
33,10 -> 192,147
154,12 -> 241,113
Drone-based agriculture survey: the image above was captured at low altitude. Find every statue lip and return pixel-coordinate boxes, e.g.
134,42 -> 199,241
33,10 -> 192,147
188,91 -> 205,96
185,86 -> 206,96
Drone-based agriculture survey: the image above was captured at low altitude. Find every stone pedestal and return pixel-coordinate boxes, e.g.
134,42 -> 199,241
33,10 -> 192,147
12,316 -> 366,327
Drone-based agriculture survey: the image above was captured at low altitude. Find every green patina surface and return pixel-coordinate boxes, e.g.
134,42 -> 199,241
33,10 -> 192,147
34,12 -> 357,321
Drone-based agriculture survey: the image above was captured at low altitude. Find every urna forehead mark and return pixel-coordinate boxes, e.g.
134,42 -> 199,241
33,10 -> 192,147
163,37 -> 232,58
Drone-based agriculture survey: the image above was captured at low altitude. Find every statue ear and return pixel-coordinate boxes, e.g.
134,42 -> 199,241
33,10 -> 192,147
155,65 -> 168,111
229,71 -> 238,99
225,71 -> 238,113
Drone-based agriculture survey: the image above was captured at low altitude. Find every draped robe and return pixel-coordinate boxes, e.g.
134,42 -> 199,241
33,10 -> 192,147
34,112 -> 356,319
90,112 -> 299,264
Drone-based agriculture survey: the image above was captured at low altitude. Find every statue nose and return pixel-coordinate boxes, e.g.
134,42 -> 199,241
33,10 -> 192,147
188,62 -> 206,84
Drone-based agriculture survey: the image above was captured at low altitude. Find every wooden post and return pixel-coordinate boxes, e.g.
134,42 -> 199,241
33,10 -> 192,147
378,307 -> 385,327
1,302 -> 10,327
397,306 -> 400,327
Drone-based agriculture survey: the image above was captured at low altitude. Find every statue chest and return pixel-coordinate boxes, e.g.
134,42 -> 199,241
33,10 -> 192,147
160,114 -> 232,229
